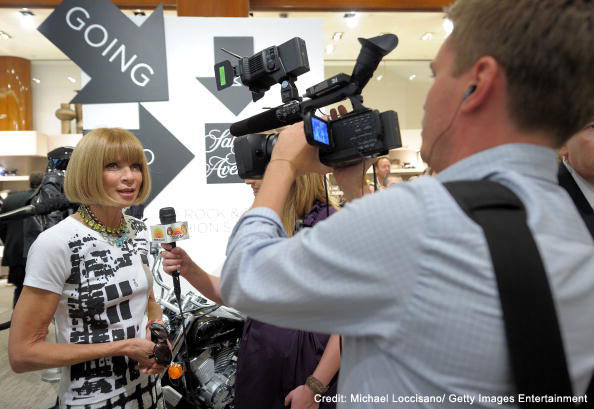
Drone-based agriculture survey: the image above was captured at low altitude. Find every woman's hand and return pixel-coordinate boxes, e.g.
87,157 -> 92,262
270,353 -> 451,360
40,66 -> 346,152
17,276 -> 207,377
160,244 -> 195,278
124,338 -> 163,374
284,384 -> 319,409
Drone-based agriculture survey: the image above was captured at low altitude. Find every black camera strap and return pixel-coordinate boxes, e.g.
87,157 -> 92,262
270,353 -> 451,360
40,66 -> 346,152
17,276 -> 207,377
444,180 -> 593,408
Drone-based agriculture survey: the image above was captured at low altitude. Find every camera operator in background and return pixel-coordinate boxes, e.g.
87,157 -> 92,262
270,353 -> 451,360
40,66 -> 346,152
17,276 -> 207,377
218,0 -> 594,407
372,157 -> 391,190
0,171 -> 43,307
558,118 -> 594,237
161,173 -> 340,409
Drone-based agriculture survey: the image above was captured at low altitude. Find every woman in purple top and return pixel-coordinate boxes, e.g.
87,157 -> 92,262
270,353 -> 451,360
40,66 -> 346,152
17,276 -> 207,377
161,173 -> 339,409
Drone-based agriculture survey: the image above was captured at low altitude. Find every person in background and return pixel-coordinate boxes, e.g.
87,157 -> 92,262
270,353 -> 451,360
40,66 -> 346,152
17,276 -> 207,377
558,118 -> 594,237
372,157 -> 391,190
0,171 -> 43,307
9,128 -> 164,409
161,173 -> 340,409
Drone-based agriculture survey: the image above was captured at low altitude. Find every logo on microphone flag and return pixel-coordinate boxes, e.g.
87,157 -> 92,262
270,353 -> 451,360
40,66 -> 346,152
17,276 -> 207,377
150,222 -> 190,242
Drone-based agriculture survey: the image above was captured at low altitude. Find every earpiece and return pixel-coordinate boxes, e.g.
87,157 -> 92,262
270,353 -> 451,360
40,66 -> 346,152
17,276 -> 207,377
463,85 -> 477,100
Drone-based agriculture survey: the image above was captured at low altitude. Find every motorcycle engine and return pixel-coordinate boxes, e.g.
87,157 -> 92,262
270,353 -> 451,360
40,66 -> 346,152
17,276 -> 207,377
190,345 -> 238,409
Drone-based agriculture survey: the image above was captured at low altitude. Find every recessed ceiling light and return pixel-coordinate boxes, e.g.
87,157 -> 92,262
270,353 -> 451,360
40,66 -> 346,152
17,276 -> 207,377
421,32 -> 433,41
133,9 -> 146,16
67,76 -> 76,83
19,9 -> 36,30
0,31 -> 12,40
443,18 -> 454,36
7,84 -> 11,89
344,13 -> 359,29
332,32 -> 344,41
376,74 -> 383,81
409,74 -> 417,81
32,77 -> 41,84
325,44 -> 335,54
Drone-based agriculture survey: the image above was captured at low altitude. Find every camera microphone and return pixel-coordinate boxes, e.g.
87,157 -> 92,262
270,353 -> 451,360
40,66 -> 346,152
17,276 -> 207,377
0,196 -> 71,223
230,101 -> 302,137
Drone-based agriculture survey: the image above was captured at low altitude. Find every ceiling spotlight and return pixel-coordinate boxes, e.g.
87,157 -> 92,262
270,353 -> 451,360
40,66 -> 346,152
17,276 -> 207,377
409,74 -> 417,81
443,18 -> 454,36
325,44 -> 335,54
32,77 -> 41,84
0,31 -> 12,40
421,32 -> 433,41
332,32 -> 344,41
67,76 -> 76,83
19,8 -> 36,29
376,74 -> 383,81
344,13 -> 359,29
133,9 -> 146,16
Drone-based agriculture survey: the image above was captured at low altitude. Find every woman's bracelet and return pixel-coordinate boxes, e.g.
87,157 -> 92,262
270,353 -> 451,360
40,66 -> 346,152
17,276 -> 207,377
306,375 -> 329,395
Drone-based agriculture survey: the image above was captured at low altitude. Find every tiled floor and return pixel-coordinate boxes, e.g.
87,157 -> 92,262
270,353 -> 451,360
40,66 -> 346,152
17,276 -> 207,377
0,280 -> 59,409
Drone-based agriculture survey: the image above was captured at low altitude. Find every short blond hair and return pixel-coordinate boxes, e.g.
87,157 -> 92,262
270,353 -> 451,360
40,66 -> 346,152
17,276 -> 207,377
65,128 -> 151,206
446,0 -> 594,146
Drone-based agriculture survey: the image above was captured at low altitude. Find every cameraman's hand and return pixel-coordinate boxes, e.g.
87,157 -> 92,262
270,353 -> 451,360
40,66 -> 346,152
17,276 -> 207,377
271,122 -> 331,178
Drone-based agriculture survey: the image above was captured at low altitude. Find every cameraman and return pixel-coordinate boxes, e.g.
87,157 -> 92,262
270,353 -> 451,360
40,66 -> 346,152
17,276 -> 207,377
219,0 -> 594,407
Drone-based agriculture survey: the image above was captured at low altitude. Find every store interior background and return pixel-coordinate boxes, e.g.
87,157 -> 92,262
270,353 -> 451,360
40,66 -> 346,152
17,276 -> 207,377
0,3 -> 451,194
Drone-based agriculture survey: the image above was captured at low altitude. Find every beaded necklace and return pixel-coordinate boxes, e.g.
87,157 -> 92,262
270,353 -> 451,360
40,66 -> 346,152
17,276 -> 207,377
77,204 -> 130,247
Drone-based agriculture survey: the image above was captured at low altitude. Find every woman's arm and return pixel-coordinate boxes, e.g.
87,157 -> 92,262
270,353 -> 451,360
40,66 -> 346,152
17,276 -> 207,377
9,286 -> 157,373
284,334 -> 341,408
160,244 -> 223,305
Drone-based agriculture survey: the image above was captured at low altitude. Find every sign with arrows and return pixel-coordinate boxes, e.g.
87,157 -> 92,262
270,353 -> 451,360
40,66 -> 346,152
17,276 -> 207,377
38,0 -> 169,104
132,106 -> 194,205
197,37 -> 254,116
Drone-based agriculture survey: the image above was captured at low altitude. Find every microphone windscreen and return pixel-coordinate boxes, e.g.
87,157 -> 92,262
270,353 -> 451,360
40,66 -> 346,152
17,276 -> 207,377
159,207 -> 176,225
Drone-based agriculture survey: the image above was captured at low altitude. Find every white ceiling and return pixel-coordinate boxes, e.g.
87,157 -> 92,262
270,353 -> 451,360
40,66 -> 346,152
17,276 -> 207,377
0,7 -> 447,61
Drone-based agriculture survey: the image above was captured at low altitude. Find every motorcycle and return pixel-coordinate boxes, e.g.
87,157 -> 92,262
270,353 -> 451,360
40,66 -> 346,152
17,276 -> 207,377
150,244 -> 244,409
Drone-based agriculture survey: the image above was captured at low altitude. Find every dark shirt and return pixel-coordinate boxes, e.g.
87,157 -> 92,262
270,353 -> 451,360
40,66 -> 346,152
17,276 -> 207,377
0,190 -> 34,266
234,201 -> 338,409
558,162 -> 594,238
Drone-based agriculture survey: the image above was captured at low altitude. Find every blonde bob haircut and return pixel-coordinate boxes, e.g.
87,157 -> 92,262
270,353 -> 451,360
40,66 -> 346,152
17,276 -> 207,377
65,128 -> 151,207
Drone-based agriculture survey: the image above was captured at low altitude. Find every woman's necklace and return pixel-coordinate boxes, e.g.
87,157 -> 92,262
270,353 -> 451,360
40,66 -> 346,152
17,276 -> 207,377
77,204 -> 130,247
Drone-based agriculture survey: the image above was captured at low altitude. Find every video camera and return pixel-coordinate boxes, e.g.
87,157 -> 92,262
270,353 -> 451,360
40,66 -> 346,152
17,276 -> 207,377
215,34 -> 402,178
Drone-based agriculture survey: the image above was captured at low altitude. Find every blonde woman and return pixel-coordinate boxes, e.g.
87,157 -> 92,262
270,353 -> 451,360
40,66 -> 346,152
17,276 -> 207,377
9,128 -> 164,409
161,173 -> 341,409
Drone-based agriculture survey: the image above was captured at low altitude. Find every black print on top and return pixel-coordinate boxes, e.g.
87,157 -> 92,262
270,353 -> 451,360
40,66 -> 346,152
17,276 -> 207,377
65,227 -> 153,407
66,376 -> 160,409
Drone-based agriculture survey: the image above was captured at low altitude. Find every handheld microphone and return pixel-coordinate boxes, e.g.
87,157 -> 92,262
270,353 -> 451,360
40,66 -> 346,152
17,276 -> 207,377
154,207 -> 192,387
153,207 -> 189,302
0,196 -> 71,223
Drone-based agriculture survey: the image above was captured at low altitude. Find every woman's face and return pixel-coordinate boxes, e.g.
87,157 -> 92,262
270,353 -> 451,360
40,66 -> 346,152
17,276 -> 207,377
102,159 -> 143,207
244,179 -> 263,197
376,158 -> 391,179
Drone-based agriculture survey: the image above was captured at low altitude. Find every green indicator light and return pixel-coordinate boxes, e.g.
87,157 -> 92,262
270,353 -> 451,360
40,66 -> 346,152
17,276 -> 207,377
219,66 -> 226,87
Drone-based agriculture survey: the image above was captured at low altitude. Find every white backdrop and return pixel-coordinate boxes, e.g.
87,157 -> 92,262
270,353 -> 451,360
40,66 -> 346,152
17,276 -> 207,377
83,17 -> 324,292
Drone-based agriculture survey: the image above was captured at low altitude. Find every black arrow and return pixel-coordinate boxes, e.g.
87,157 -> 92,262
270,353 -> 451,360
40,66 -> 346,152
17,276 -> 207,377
132,106 -> 194,205
38,0 -> 169,104
197,37 -> 254,116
